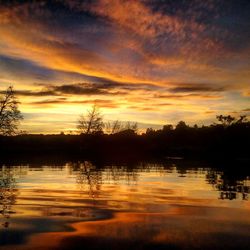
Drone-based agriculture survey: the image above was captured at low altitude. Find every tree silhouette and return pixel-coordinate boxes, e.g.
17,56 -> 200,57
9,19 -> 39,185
236,115 -> 247,124
216,115 -> 235,127
124,121 -> 138,132
0,86 -> 23,135
106,120 -> 138,134
162,124 -> 173,132
105,120 -> 122,134
146,127 -> 155,135
77,105 -> 104,134
175,121 -> 188,130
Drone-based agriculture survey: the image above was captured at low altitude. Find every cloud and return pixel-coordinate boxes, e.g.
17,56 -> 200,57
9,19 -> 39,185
31,98 -> 68,105
0,0 -> 249,132
154,93 -> 222,100
90,0 -> 188,38
11,81 -> 165,97
1,0 -> 249,90
4,89 -> 54,96
241,108 -> 250,112
30,98 -> 118,108
88,0 -> 225,62
204,111 -> 216,114
169,83 -> 226,93
10,83 -> 119,97
52,83 -> 109,95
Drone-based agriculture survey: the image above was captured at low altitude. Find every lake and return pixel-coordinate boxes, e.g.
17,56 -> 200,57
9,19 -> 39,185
0,160 -> 249,249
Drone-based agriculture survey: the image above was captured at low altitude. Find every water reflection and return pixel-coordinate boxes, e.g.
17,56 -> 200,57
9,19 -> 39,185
206,170 -> 249,200
0,167 -> 18,228
71,161 -> 102,199
0,160 -> 249,249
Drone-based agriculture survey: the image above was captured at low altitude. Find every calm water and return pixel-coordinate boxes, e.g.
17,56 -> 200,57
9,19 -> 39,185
0,160 -> 249,250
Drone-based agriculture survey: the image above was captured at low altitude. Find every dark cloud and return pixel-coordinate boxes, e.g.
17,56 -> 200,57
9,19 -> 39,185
31,98 -> 67,105
11,90 -> 56,96
52,83 -> 108,95
0,55 -> 121,85
12,83 -> 115,97
154,93 -> 222,99
154,94 -> 186,99
0,55 -> 56,81
49,82 -> 131,95
169,84 -> 226,93
12,81 -> 163,98
30,98 -> 118,108
0,88 -> 55,97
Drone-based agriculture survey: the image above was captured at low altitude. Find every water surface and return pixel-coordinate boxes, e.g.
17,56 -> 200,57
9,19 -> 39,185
0,160 -> 249,249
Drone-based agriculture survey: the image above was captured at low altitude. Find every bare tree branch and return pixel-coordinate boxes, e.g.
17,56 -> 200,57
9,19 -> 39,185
77,105 -> 104,134
0,86 -> 23,135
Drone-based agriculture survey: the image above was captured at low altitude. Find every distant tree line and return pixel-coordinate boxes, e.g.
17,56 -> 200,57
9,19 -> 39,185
76,104 -> 249,136
0,86 -> 249,160
1,85 -> 249,137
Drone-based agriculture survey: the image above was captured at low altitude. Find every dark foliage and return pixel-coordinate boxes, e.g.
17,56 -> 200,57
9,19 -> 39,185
0,116 -> 249,161
0,86 -> 23,135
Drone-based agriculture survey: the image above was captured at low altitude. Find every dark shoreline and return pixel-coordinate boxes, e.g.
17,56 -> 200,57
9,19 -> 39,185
1,120 -> 249,171
1,144 -> 249,176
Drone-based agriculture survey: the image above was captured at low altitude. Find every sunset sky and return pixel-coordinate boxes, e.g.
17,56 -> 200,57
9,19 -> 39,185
0,0 -> 249,133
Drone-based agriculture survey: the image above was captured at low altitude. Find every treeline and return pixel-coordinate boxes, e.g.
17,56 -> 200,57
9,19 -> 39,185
0,115 -> 249,160
0,86 -> 249,160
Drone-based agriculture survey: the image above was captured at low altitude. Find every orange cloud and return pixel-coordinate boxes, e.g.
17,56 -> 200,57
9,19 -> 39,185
0,1 -> 249,133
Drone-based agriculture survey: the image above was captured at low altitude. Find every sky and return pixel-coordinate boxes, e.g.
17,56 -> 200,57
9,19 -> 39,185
0,0 -> 249,133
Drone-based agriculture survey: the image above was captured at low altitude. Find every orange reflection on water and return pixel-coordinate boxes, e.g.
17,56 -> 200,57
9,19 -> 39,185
0,162 -> 249,249
3,208 -> 250,250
